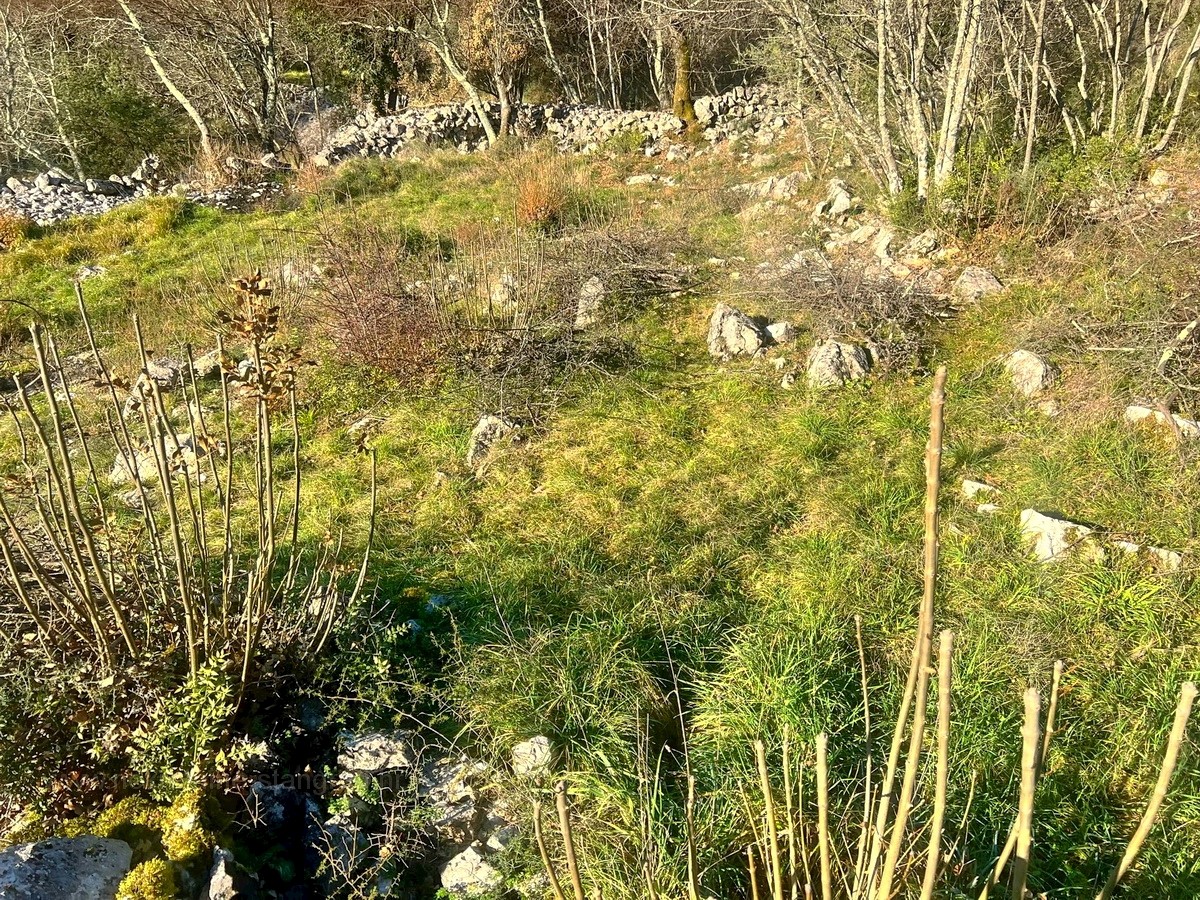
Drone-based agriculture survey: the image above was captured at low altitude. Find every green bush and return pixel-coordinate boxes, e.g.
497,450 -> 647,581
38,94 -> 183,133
58,54 -> 188,176
115,859 -> 178,900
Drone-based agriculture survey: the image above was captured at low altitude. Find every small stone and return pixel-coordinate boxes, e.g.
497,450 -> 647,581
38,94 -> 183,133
899,229 -> 939,259
489,273 -> 518,312
483,817 -> 518,852
202,847 -> 257,900
467,414 -> 520,469
1019,510 -> 1100,563
575,276 -> 605,329
961,479 -> 999,500
767,321 -> 796,344
1124,404 -> 1200,439
440,845 -> 501,896
76,264 -> 106,280
1005,350 -> 1055,397
1111,540 -> 1183,572
953,266 -> 1004,301
805,340 -> 872,388
511,735 -> 552,777
192,350 -> 223,380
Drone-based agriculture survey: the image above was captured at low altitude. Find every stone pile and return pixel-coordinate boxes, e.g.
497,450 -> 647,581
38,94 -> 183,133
0,155 -> 284,226
314,84 -> 799,168
693,84 -> 798,144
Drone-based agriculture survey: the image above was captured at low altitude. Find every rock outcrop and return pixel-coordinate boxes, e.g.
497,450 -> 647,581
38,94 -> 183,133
0,837 -> 132,900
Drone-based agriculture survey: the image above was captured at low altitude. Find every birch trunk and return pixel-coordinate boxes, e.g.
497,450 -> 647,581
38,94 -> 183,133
1022,0 -> 1049,174
117,0 -> 215,162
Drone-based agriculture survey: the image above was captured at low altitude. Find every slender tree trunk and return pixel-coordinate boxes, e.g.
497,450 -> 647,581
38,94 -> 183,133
875,0 -> 904,194
117,0 -> 215,162
1153,19 -> 1200,150
1023,0 -> 1049,174
534,0 -> 580,102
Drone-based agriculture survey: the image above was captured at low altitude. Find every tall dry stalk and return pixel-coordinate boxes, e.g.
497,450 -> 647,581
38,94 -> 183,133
816,732 -> 833,900
534,798 -> 570,900
872,366 -> 948,900
1096,681 -> 1198,900
757,739 -> 786,900
557,781 -> 587,900
919,630 -> 954,900
0,276 -> 376,692
1010,688 -> 1042,900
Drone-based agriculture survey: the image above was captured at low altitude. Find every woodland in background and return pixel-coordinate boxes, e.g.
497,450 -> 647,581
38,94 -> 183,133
0,0 -> 1197,197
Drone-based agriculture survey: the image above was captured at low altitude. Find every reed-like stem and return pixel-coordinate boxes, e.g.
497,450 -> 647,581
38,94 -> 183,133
1010,688 -> 1042,900
686,774 -> 701,900
816,732 -> 833,900
757,739 -> 786,900
920,630 -> 954,900
867,367 -> 947,898
557,781 -> 587,900
535,799 -> 569,900
1096,681 -> 1197,900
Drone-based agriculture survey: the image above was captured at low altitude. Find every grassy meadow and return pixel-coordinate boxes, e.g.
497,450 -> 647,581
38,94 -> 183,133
1,137 -> 1198,898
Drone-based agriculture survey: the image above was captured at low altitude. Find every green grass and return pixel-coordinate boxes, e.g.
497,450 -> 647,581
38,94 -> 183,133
2,143 -> 1198,897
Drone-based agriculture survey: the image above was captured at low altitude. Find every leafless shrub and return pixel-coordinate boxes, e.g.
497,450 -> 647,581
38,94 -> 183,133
0,272 -> 375,687
308,210 -> 691,416
756,258 -> 950,371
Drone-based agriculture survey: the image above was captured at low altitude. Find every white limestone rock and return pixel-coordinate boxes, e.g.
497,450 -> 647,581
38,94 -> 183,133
1019,510 -> 1100,563
707,303 -> 765,359
805,340 -> 872,388
953,266 -> 1004,301
0,837 -> 132,900
1005,350 -> 1055,397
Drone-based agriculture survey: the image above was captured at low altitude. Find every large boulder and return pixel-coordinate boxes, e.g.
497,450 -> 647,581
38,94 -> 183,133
805,340 -> 873,388
707,303 -> 765,359
0,837 -> 132,900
